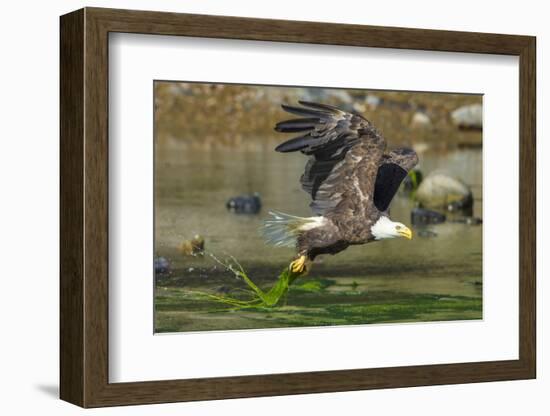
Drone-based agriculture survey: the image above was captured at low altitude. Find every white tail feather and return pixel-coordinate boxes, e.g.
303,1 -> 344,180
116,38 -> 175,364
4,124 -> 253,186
262,211 -> 325,248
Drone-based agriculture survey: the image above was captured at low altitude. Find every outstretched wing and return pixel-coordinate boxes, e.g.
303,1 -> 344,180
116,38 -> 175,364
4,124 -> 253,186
373,147 -> 419,212
275,101 -> 386,216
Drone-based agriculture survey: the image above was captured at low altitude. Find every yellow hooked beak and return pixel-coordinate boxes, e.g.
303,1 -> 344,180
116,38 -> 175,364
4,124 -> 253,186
398,226 -> 413,240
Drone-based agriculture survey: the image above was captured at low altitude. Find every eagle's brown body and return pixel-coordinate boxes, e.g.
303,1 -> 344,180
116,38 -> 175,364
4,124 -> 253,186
265,101 -> 418,268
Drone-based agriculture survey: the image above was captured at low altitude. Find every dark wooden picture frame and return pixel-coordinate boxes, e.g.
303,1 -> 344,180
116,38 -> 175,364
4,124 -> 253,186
60,7 -> 536,408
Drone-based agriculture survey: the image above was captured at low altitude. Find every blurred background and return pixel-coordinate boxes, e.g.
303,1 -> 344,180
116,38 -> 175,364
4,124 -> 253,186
154,82 -> 483,333
155,82 -> 482,149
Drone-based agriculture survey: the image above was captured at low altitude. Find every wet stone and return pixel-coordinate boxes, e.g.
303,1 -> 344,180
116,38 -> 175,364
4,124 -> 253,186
451,104 -> 482,130
416,171 -> 473,212
416,229 -> 438,238
178,235 -> 205,256
411,207 -> 446,225
154,256 -> 171,274
226,193 -> 262,214
449,217 -> 483,226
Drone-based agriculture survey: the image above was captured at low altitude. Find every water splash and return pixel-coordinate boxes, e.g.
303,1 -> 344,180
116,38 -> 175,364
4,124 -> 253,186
191,252 -> 303,309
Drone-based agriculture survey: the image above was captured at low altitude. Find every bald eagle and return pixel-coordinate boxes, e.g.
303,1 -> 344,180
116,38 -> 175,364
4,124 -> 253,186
263,101 -> 418,274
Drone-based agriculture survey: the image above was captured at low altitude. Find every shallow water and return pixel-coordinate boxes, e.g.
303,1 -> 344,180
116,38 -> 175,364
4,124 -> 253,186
154,145 -> 482,332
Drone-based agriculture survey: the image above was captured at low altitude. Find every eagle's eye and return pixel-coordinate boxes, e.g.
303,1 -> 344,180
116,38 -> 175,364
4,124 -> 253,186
395,225 -> 402,230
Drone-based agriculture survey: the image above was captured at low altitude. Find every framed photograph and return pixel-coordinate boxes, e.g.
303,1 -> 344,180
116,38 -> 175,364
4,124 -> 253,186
60,7 -> 536,408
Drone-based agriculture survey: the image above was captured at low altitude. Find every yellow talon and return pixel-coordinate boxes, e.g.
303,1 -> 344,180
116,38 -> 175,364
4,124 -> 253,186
290,255 -> 308,274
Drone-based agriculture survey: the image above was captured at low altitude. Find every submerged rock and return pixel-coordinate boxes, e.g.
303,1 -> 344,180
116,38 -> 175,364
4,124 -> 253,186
416,171 -> 473,211
178,234 -> 205,256
449,217 -> 483,225
154,257 -> 171,274
411,208 -> 446,226
451,104 -> 482,130
226,193 -> 262,214
417,229 -> 438,238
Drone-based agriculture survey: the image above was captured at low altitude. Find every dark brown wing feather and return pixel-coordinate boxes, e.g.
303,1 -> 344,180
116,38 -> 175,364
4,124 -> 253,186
275,101 -> 386,217
275,101 -> 366,156
373,147 -> 419,212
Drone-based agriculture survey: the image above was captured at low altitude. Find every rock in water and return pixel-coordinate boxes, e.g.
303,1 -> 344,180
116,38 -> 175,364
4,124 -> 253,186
449,217 -> 483,225
226,193 -> 262,214
416,171 -> 473,211
464,217 -> 482,225
154,257 -> 171,274
411,208 -> 446,225
410,112 -> 431,128
178,234 -> 205,256
451,104 -> 482,130
417,229 -> 438,238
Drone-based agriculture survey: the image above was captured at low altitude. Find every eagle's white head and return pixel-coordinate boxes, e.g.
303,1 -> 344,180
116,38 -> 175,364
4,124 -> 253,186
371,216 -> 413,241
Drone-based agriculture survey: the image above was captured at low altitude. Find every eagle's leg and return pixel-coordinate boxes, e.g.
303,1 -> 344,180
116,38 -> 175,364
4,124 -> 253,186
289,254 -> 311,275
